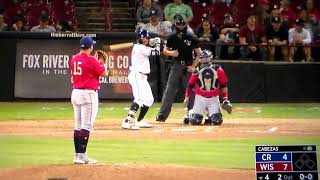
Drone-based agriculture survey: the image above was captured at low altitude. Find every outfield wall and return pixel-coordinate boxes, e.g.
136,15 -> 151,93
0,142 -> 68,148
0,32 -> 319,102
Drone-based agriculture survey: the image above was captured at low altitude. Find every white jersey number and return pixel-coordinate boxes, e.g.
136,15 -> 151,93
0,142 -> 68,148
73,61 -> 82,75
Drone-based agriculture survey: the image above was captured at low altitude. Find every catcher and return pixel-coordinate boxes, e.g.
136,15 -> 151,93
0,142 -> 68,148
183,49 -> 232,126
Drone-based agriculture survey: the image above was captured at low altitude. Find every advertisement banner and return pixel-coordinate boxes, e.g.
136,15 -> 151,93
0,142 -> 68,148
15,39 -> 133,99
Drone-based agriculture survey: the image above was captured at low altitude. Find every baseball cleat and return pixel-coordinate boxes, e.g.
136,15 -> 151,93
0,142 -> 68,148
156,113 -> 165,122
83,154 -> 97,164
136,120 -> 153,128
183,114 -> 189,124
74,153 -> 97,164
122,119 -> 140,130
73,154 -> 86,164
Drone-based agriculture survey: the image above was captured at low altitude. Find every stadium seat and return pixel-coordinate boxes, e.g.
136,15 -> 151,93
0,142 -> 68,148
210,2 -> 232,26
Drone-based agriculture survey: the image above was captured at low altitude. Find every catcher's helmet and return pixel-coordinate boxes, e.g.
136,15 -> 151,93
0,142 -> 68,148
199,49 -> 213,65
138,29 -> 150,39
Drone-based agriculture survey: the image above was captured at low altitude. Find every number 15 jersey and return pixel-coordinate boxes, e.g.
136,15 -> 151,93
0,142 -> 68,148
70,52 -> 105,90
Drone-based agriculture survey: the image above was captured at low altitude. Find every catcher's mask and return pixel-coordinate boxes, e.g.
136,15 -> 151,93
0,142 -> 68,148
199,49 -> 213,66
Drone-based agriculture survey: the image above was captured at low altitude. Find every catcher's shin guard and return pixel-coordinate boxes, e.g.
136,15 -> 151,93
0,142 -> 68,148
189,113 -> 203,125
211,113 -> 223,126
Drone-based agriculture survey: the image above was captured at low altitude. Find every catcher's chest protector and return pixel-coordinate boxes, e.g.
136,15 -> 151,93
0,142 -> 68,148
197,66 -> 218,91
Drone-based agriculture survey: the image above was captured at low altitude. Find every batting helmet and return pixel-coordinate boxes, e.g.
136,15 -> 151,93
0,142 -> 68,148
138,29 -> 150,39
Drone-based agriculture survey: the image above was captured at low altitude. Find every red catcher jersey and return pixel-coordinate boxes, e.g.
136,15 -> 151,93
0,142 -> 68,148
185,64 -> 228,97
70,52 -> 105,90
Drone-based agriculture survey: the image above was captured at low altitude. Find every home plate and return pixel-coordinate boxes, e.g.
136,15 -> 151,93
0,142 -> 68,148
172,128 -> 196,132
267,127 -> 278,133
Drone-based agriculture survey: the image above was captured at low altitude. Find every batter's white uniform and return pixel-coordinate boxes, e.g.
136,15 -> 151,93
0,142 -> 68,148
128,43 -> 154,107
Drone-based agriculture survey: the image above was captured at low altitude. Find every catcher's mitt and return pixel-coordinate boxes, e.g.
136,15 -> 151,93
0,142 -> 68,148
95,50 -> 108,64
222,100 -> 232,114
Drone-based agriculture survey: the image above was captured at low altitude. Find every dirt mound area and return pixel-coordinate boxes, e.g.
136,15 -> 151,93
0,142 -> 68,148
0,164 -> 254,180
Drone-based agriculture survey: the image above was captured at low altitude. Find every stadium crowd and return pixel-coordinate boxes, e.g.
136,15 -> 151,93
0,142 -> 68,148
0,0 -> 319,61
135,0 -> 320,62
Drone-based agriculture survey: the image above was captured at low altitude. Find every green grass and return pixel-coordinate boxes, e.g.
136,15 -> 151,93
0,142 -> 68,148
0,102 -> 320,120
0,136 -> 319,169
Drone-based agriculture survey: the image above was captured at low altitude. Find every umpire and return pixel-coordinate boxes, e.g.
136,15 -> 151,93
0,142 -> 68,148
156,15 -> 201,122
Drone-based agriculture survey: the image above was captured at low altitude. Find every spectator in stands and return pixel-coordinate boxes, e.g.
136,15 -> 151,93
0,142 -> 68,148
137,10 -> 172,38
270,5 -> 281,18
10,17 -> 26,31
239,14 -> 267,61
256,0 -> 271,27
279,0 -> 296,28
215,14 -> 240,59
136,0 -> 163,24
30,14 -> 56,32
310,13 -> 320,62
297,7 -> 314,38
196,16 -> 219,53
211,0 -> 232,7
196,16 -> 219,52
306,0 -> 320,21
56,19 -> 73,32
164,0 -> 193,23
266,16 -> 289,61
289,18 -> 312,62
0,13 -> 8,31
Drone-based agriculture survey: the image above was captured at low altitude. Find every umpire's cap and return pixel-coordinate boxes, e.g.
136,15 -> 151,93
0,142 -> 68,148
80,36 -> 96,48
138,29 -> 150,39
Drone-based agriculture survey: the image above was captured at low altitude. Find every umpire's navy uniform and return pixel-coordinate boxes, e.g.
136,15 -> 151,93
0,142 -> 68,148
156,23 -> 200,122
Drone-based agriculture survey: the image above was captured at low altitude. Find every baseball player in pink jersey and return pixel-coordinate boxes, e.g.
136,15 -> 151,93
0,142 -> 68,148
122,30 -> 161,130
70,36 -> 109,164
184,49 -> 232,126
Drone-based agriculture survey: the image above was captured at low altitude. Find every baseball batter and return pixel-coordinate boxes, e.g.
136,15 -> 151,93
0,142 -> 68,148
70,36 -> 109,164
122,30 -> 161,130
184,49 -> 232,126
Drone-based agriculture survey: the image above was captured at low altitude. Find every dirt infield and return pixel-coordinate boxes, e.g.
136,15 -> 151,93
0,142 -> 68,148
0,118 -> 319,139
0,118 -> 319,180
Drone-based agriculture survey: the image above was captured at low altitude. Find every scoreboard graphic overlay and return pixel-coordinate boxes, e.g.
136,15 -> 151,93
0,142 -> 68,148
256,145 -> 318,180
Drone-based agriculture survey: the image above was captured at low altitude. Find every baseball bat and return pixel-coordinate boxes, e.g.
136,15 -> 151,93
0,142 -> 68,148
103,42 -> 134,51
